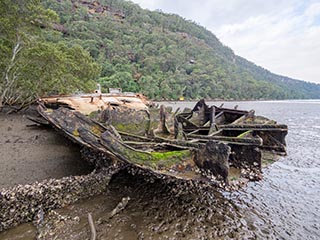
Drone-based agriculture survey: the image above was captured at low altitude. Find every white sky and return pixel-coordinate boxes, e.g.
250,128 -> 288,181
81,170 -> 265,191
130,0 -> 320,84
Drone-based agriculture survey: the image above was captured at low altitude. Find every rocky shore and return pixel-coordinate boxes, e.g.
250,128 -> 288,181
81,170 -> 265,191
0,107 -> 273,239
0,110 -> 104,233
0,168 -> 116,232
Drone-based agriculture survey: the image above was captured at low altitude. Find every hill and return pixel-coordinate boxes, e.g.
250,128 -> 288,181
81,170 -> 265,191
1,0 -> 319,105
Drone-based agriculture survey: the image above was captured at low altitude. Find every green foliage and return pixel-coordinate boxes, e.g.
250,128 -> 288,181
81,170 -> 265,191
99,71 -> 139,92
19,41 -> 100,97
43,0 -> 318,100
1,0 -> 320,105
0,0 -> 100,106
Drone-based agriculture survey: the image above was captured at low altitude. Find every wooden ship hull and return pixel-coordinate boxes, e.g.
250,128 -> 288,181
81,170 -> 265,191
38,91 -> 151,114
35,98 -> 288,186
175,99 -> 287,155
37,105 -> 231,184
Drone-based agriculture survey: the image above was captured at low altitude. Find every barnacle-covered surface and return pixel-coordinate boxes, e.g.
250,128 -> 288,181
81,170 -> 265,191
0,168 -> 258,240
0,168 -> 117,232
32,169 -> 258,240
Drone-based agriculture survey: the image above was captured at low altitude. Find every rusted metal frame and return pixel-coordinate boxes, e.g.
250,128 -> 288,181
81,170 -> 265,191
38,107 -> 93,148
177,112 -> 192,120
214,111 -> 224,119
118,129 -> 201,150
159,105 -> 171,134
118,130 -> 152,142
230,109 -> 255,124
152,135 -> 203,149
208,106 -> 218,135
124,141 -> 191,152
38,105 -> 115,154
259,145 -> 286,153
255,131 -> 287,153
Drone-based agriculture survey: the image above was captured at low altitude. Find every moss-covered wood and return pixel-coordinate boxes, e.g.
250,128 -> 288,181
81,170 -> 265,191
38,105 -> 233,182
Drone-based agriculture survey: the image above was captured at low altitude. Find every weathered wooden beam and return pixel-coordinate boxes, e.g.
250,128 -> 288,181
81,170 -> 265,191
219,124 -> 288,129
187,134 -> 263,145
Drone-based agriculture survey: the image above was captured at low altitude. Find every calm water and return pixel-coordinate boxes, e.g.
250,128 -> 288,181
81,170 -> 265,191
164,99 -> 320,239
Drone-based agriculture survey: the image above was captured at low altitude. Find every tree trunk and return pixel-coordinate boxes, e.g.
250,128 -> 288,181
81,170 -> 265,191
0,39 -> 22,107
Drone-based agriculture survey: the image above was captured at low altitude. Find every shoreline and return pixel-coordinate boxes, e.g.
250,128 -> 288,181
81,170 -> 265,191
154,98 -> 320,103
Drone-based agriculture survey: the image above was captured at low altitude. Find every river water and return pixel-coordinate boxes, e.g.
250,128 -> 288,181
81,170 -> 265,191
163,99 -> 320,239
1,100 -> 319,239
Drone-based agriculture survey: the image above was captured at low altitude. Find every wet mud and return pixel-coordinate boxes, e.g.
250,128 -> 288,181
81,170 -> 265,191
1,170 -> 257,240
0,111 -> 92,189
1,100 -> 320,239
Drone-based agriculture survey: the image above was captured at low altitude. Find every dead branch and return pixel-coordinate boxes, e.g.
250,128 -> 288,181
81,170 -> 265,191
109,197 -> 130,219
87,213 -> 97,240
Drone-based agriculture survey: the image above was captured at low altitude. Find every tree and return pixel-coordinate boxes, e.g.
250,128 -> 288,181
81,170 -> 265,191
0,0 -> 58,107
101,71 -> 139,92
0,1 -> 101,107
19,42 -> 100,98
1,0 -> 318,104
138,75 -> 160,99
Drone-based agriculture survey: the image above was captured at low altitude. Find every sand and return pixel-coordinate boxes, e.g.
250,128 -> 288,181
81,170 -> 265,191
0,110 -> 92,189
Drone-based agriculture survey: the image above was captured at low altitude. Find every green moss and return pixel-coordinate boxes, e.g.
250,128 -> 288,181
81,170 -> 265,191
236,130 -> 251,138
123,148 -> 192,170
88,110 -> 100,119
113,122 -> 147,135
150,150 -> 192,168
151,150 -> 191,161
72,129 -> 79,136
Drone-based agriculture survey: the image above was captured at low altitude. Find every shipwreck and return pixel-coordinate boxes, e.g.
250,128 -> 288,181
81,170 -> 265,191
31,91 -> 288,187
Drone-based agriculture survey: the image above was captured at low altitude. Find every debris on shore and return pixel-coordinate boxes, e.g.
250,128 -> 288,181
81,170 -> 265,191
0,168 -> 117,232
0,90 -> 288,235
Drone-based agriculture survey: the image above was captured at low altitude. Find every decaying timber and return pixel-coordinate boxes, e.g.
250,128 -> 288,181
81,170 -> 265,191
174,99 -> 288,156
37,105 -> 230,183
173,99 -> 288,176
33,97 -> 288,187
38,90 -> 150,115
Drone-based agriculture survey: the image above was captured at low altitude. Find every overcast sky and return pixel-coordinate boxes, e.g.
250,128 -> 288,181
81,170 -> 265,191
130,0 -> 320,84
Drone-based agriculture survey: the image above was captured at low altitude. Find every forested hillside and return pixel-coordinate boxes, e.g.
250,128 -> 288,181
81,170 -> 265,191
1,0 -> 319,106
0,0 -> 100,107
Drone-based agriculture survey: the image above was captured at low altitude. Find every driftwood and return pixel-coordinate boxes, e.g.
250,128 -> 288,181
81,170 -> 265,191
88,213 -> 97,240
109,197 -> 130,219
